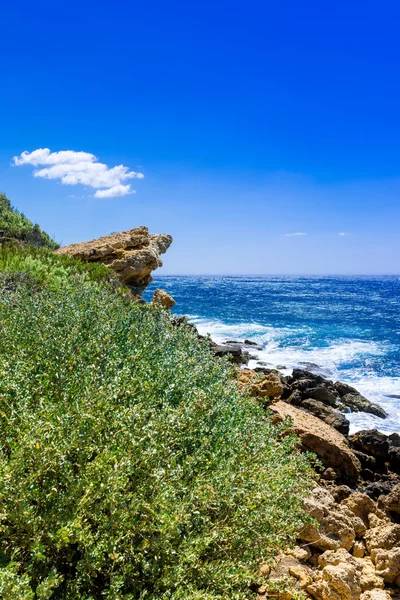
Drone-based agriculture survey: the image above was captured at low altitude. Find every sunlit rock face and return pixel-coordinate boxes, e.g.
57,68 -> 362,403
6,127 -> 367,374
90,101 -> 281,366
56,227 -> 172,295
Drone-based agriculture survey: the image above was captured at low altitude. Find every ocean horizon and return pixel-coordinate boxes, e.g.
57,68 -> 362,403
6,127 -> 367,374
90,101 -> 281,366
146,274 -> 400,435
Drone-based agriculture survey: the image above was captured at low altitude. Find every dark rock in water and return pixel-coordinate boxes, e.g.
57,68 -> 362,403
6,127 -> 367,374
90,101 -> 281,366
276,364 -> 287,370
257,361 -> 269,366
386,394 -> 400,399
222,340 -> 263,352
291,369 -> 325,384
334,381 -> 359,397
298,361 -> 321,370
212,343 -> 248,365
253,367 -> 278,375
301,398 -> 349,435
350,430 -> 390,461
340,393 -> 387,418
244,339 -> 258,346
307,385 -> 340,407
389,447 -> 400,475
389,433 -> 400,447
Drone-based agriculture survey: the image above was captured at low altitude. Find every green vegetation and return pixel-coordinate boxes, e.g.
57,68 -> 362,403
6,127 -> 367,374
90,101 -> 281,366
0,244 -> 315,599
0,244 -> 116,292
0,193 -> 59,249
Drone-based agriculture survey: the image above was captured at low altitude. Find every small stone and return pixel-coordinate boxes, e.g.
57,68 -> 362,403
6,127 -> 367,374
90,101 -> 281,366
353,541 -> 366,558
286,545 -> 312,562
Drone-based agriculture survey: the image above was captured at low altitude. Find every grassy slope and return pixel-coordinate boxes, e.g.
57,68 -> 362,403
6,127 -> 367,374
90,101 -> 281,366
0,241 -> 315,599
0,193 -> 59,249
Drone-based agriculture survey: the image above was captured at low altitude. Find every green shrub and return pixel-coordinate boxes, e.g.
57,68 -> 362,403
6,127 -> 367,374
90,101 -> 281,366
0,265 -> 315,599
0,244 -> 116,291
0,193 -> 59,249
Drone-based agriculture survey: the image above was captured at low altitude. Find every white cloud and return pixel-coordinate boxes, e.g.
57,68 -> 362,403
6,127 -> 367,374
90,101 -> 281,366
338,232 -> 346,236
13,148 -> 144,198
284,232 -> 307,236
95,184 -> 133,198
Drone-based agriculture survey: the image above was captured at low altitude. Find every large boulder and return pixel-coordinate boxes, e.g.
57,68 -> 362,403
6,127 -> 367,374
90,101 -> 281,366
151,289 -> 176,309
340,394 -> 387,419
341,493 -> 381,527
287,372 -> 387,420
211,343 -> 250,365
350,431 -> 390,462
55,227 -> 172,295
269,402 -> 361,482
301,398 -> 350,435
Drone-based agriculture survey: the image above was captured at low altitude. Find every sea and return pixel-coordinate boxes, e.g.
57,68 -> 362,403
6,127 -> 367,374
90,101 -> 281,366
145,276 -> 400,435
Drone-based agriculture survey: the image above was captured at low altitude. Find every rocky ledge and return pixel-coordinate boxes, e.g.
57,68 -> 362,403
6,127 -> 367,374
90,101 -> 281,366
56,227 -> 172,295
234,366 -> 400,599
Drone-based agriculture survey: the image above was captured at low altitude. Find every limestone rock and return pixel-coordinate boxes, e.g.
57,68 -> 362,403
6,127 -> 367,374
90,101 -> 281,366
368,513 -> 391,529
238,369 -> 283,401
268,554 -> 314,596
299,487 -> 365,551
286,545 -> 312,562
364,524 -> 400,554
269,402 -> 361,482
358,557 -> 385,591
373,548 -> 400,583
341,493 -> 379,526
151,288 -> 176,309
360,591 -> 392,600
55,227 -> 172,295
307,559 -> 362,600
353,541 -> 366,558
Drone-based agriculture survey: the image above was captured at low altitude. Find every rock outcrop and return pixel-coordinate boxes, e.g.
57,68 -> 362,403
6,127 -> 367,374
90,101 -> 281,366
238,368 -> 284,401
284,369 -> 387,420
56,227 -> 172,295
261,485 -> 400,600
151,289 -> 176,309
269,401 -> 361,483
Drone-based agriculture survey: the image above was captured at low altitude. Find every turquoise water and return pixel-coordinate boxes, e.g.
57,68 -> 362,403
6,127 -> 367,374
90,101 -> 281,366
146,275 -> 400,434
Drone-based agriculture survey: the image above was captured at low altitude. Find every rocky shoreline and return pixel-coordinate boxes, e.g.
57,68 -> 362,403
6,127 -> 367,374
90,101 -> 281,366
57,230 -> 400,599
205,336 -> 400,599
169,324 -> 399,599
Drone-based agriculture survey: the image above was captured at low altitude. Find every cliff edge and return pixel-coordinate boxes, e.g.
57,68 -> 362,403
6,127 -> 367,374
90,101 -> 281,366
55,226 -> 172,295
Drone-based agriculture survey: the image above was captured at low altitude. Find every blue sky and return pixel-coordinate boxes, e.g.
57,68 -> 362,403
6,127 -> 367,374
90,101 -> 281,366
1,0 -> 400,274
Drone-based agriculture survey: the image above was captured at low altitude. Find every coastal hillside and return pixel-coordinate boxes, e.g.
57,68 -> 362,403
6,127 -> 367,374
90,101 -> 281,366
0,193 -> 58,249
0,204 -> 314,599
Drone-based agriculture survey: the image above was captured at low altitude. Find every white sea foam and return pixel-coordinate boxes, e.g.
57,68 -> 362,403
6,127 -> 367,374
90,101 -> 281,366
190,315 -> 400,434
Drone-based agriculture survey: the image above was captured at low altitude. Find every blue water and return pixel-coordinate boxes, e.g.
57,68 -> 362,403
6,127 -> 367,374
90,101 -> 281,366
145,276 -> 400,434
